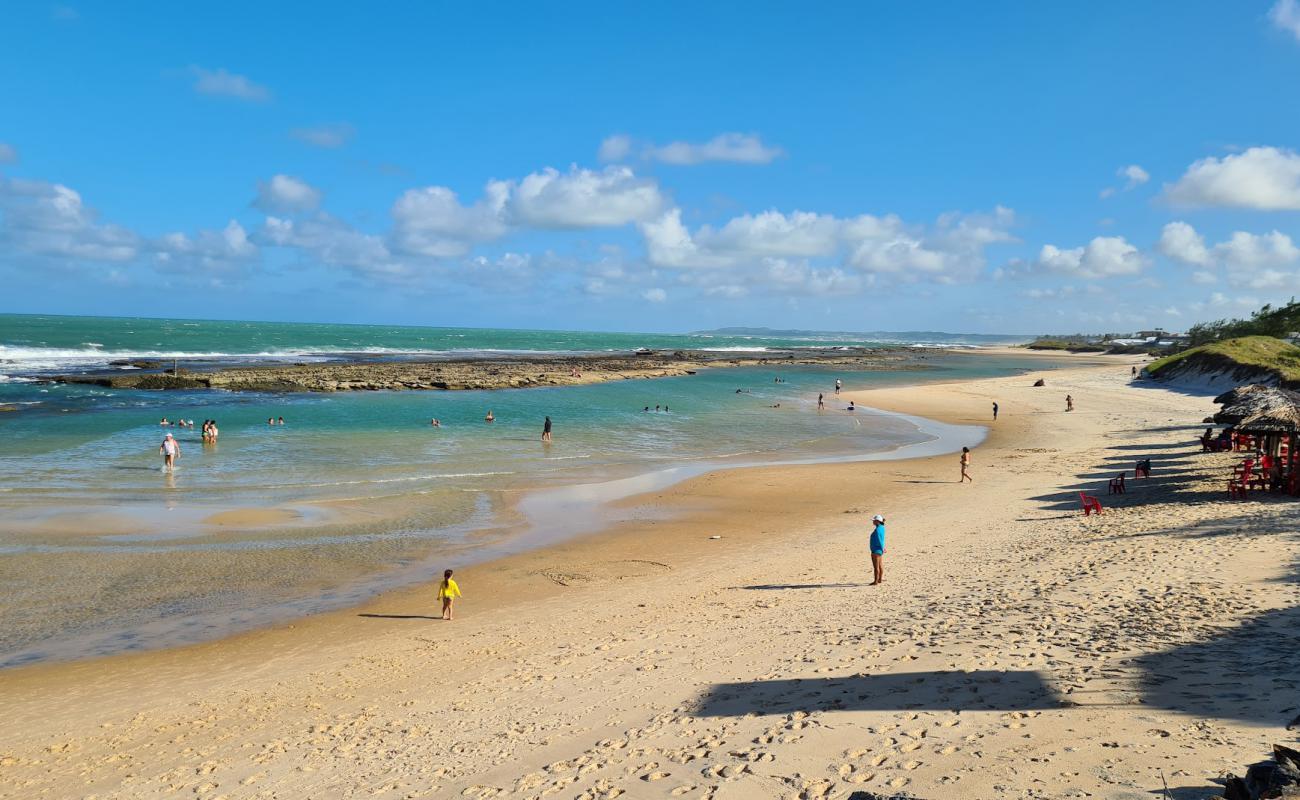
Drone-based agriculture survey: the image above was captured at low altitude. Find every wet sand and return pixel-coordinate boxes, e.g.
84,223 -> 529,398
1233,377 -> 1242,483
5,354 -> 1294,799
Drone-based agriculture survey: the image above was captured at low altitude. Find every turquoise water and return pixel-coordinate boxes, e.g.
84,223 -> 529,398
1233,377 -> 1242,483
0,314 -> 1027,378
0,314 -> 1055,667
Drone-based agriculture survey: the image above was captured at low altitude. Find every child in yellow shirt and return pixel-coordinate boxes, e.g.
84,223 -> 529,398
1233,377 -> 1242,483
438,569 -> 462,620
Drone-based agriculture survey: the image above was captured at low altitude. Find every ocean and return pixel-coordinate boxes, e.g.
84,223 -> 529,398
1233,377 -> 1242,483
0,314 -> 1050,667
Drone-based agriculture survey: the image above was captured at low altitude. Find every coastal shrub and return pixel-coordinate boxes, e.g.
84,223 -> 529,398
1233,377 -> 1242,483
1146,336 -> 1300,385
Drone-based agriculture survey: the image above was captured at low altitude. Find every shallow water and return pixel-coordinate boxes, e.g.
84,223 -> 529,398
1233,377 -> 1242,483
0,327 -> 1069,667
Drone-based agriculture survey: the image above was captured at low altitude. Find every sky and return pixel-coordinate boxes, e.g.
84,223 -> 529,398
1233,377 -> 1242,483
3,2 -> 1300,335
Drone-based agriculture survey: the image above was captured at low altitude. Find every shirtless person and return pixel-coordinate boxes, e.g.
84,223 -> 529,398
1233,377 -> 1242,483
159,432 -> 180,471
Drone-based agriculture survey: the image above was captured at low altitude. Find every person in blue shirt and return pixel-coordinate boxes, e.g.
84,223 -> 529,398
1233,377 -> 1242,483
869,514 -> 886,585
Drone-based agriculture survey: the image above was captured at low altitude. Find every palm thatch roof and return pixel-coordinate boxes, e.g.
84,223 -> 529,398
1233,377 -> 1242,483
1213,384 -> 1300,431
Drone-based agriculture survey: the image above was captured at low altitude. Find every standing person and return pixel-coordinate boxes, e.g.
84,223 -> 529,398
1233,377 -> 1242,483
869,514 -> 886,586
835,378 -> 842,395
1065,394 -> 1074,412
818,393 -> 825,410
159,432 -> 180,471
485,409 -> 495,423
960,446 -> 973,482
438,569 -> 462,620
542,415 -> 552,442
992,401 -> 999,421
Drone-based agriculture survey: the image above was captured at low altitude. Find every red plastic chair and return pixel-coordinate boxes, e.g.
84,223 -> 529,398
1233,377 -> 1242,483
1228,479 -> 1248,499
1108,474 -> 1126,494
1079,492 -> 1103,515
1134,459 -> 1151,478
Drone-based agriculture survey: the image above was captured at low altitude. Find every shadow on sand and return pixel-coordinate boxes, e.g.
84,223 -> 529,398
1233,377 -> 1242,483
695,670 -> 1064,717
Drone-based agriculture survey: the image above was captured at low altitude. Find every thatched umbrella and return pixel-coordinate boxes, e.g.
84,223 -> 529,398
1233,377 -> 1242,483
1213,383 -> 1275,407
1213,385 -> 1300,429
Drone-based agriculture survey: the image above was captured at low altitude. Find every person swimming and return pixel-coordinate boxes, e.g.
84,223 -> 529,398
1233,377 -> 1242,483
485,410 -> 495,422
430,418 -> 441,427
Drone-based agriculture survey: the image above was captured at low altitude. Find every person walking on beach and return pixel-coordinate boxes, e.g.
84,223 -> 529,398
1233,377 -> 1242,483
159,432 -> 180,471
818,393 -> 825,410
992,402 -> 998,421
438,569 -> 462,620
1065,394 -> 1074,412
835,378 -> 842,395
869,514 -> 886,585
960,446 -> 973,482
542,415 -> 552,442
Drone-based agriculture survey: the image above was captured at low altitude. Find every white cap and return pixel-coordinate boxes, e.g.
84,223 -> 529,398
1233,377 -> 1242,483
872,514 -> 884,523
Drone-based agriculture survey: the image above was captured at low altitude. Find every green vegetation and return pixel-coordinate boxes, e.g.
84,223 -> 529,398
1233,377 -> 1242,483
1187,299 -> 1300,346
1025,338 -> 1108,352
1147,336 -> 1300,384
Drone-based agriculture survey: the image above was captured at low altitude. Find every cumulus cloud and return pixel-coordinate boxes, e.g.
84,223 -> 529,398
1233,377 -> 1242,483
600,133 -> 784,166
597,134 -> 633,163
0,143 -> 16,164
1031,236 -> 1145,278
1214,230 -> 1300,269
154,220 -> 258,274
646,133 -> 784,165
290,124 -> 355,149
0,176 -> 138,262
641,287 -> 667,303
254,174 -> 322,214
259,215 -> 404,280
1164,147 -> 1300,210
508,165 -> 667,228
391,183 -> 509,257
1158,221 -> 1300,273
1271,0 -> 1300,41
1100,164 -> 1150,199
1157,221 -> 1212,267
642,205 -> 1015,285
189,66 -> 272,102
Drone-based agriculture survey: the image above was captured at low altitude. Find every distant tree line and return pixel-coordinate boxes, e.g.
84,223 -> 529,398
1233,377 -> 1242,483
1187,299 -> 1300,346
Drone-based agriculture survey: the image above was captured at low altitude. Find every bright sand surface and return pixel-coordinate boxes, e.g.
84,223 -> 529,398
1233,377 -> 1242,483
3,357 -> 1298,799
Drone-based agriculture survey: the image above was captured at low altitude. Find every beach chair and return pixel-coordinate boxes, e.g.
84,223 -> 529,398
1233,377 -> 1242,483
1228,479 -> 1248,500
1134,459 -> 1151,478
1079,492 -> 1103,516
1108,473 -> 1126,494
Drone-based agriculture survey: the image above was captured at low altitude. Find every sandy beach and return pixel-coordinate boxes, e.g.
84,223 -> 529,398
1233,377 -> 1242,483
3,356 -> 1296,799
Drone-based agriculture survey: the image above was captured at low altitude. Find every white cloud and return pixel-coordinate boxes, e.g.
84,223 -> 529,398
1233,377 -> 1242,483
1100,164 -> 1150,199
1032,236 -> 1145,278
1192,270 -> 1217,284
1158,221 -> 1212,267
1214,230 -> 1300,269
1164,146 -> 1300,210
259,215 -> 403,280
0,176 -> 138,262
154,220 -> 257,273
254,174 -> 322,214
1159,221 -> 1300,278
1271,0 -> 1300,41
189,66 -> 272,103
641,287 -> 667,303
391,183 -> 509,257
0,143 -> 16,164
508,165 -> 666,228
645,133 -> 784,166
1119,164 -> 1149,188
597,134 -> 632,163
290,124 -> 355,149
642,205 -> 1015,285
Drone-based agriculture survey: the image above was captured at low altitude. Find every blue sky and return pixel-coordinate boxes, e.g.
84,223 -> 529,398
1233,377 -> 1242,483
3,2 -> 1300,334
